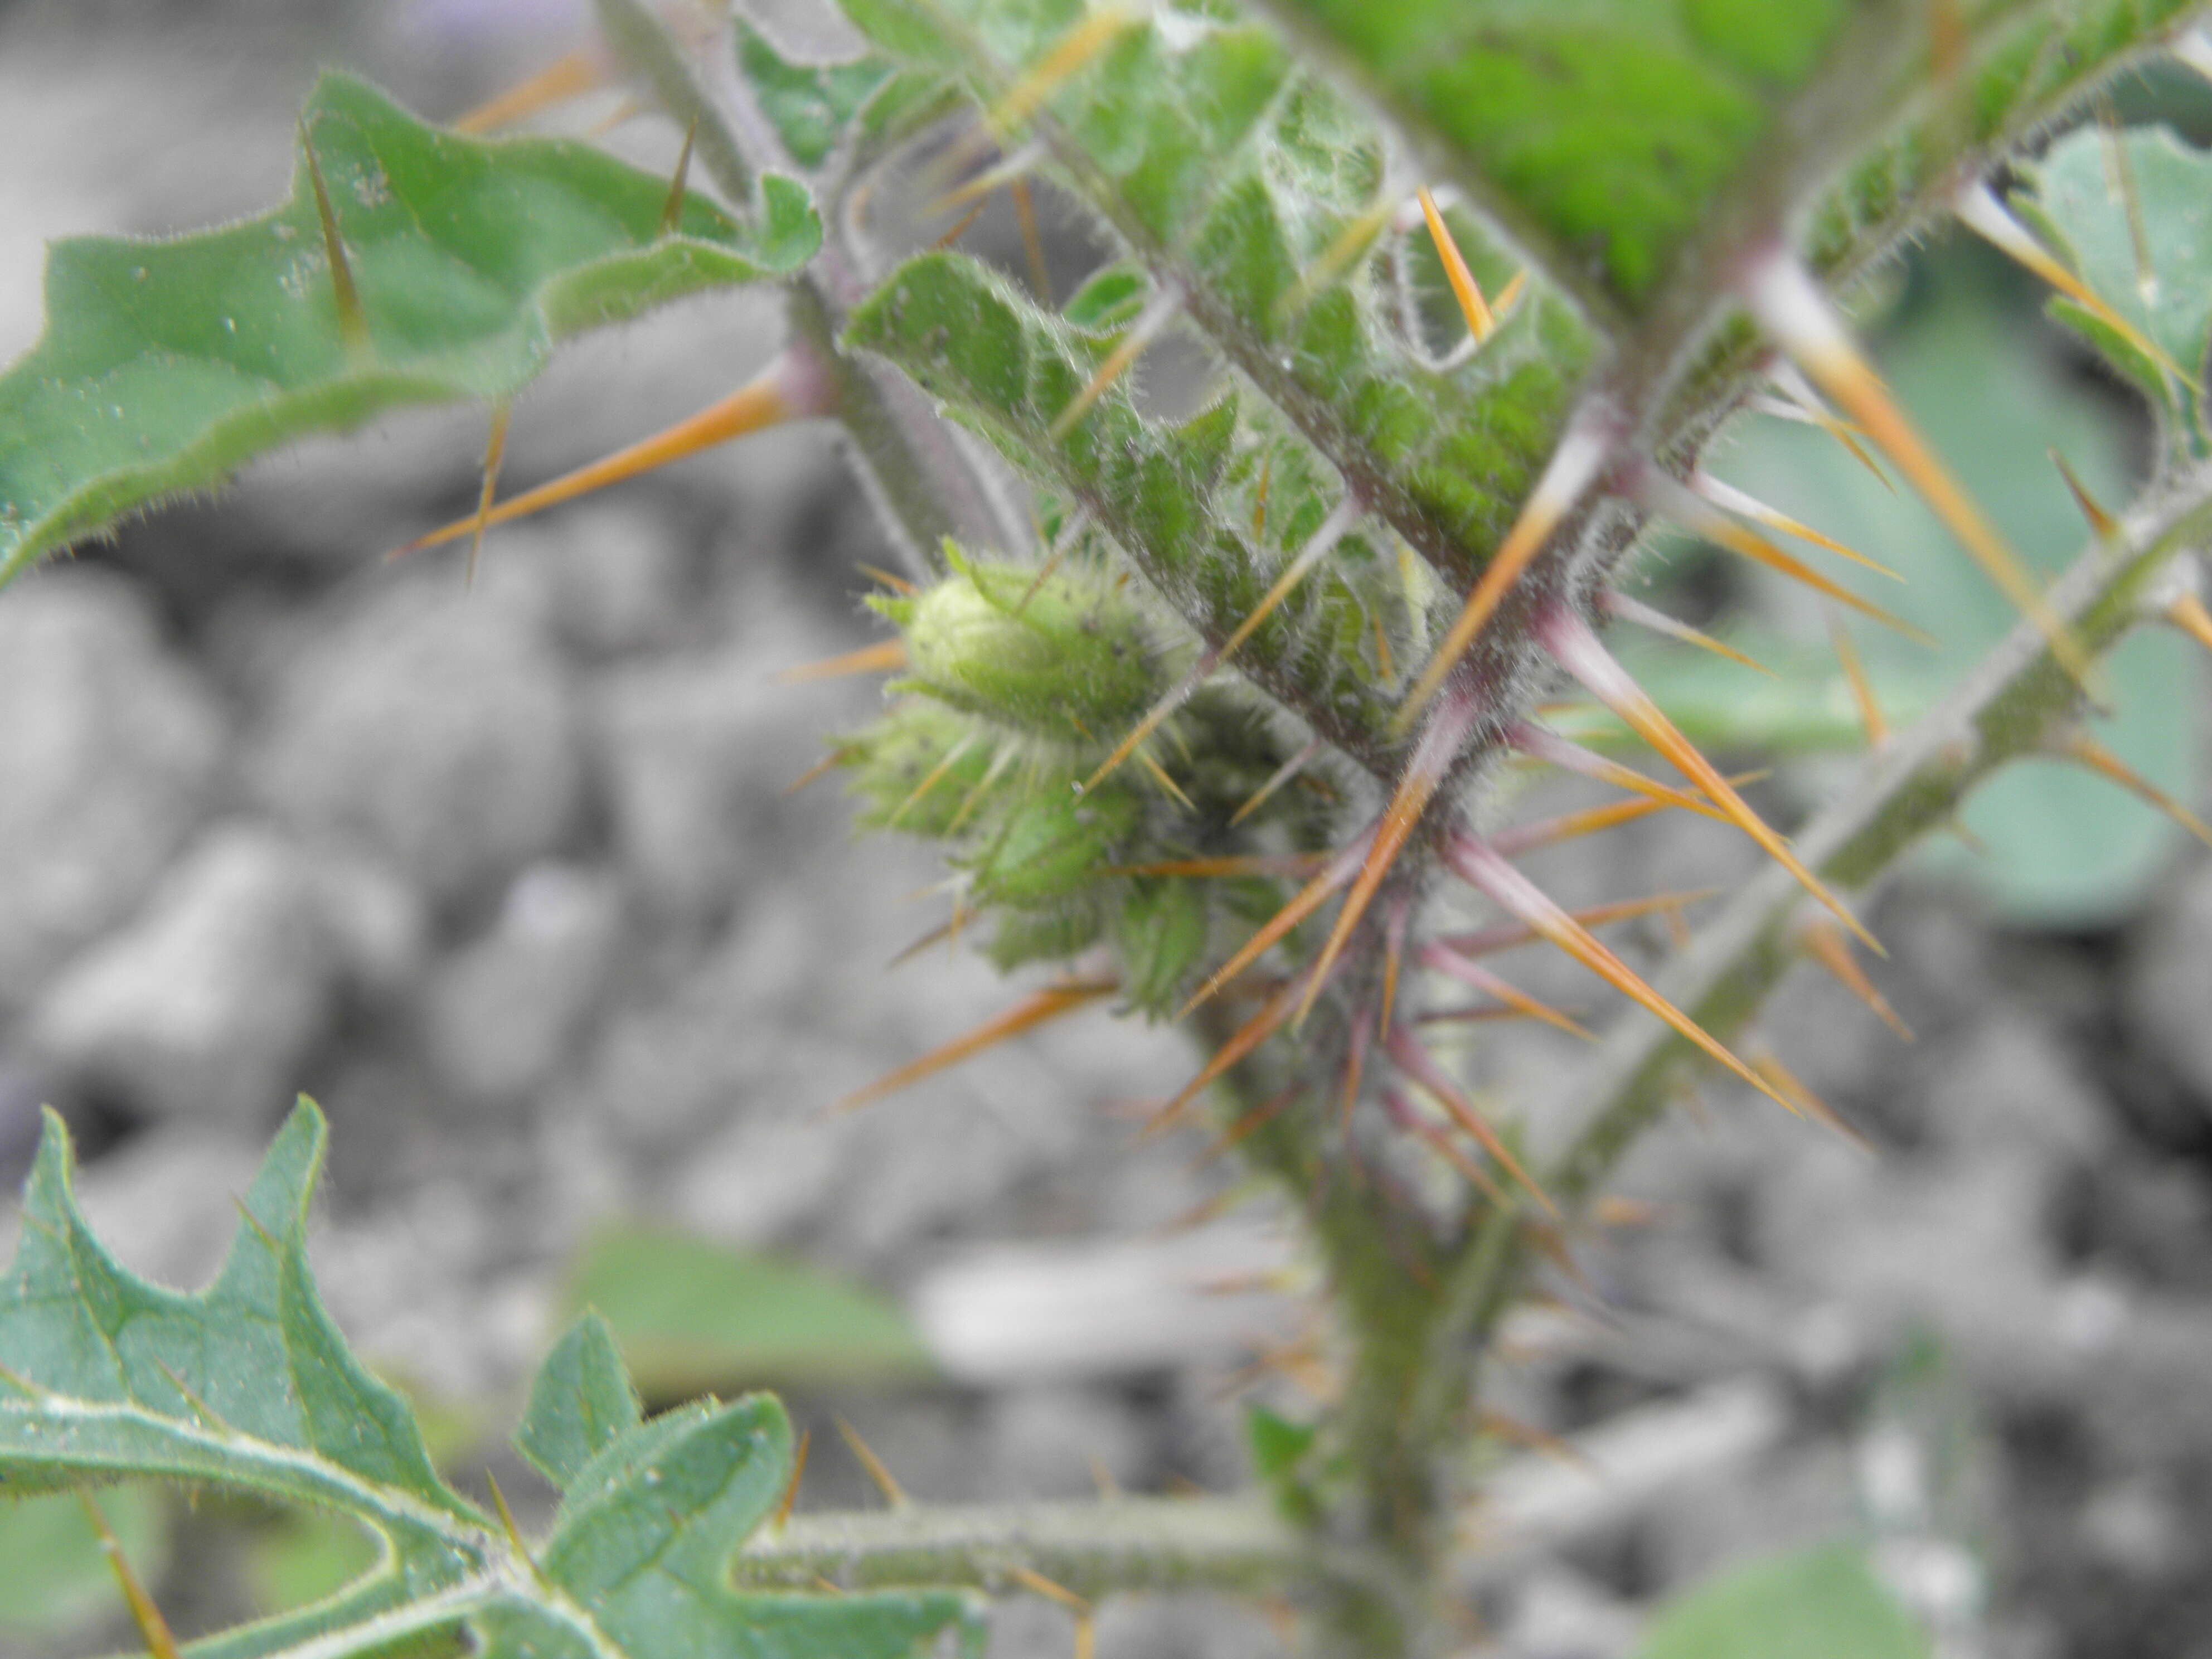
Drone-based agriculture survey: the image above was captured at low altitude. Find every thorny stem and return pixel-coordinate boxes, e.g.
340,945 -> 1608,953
595,0 -> 1020,574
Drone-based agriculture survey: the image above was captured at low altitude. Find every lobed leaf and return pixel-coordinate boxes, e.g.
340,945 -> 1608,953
0,1102 -> 981,1659
0,72 -> 821,583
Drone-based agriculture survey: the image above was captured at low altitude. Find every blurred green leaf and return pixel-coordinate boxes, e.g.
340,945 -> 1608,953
2017,124 -> 2212,454
1698,254 -> 2201,924
1637,1541 -> 1930,1659
246,1509 -> 382,1620
0,1486 -> 166,1635
566,1225 -> 935,1397
0,72 -> 819,584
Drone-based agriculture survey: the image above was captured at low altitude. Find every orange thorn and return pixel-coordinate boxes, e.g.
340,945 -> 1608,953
465,399 -> 512,587
453,50 -> 604,133
1301,687 -> 1481,1023
1747,1046 -> 1867,1145
986,7 -> 1142,135
779,638 -> 909,683
1417,186 -> 1495,343
81,1493 -> 180,1659
1086,497 -> 1360,792
1493,269 -> 1529,323
1179,833 -> 1366,1016
1049,287 -> 1180,440
2049,448 -> 2119,541
399,353 -> 822,553
1956,181 -> 2198,391
1444,832 -> 1800,1116
1488,792 -> 1679,856
1231,736 -> 1325,827
1604,592 -> 1773,675
2057,731 -> 2212,850
1539,605 -> 1880,953
772,1426 -> 813,1532
1397,408 -> 1616,731
1799,918 -> 1914,1041
1339,1002 -> 1374,1125
1370,604 -> 1395,681
1384,1087 -> 1505,1204
1011,176 -> 1054,299
1419,943 -> 1591,1039
2168,589 -> 2212,657
659,113 -> 700,237
1754,361 -> 1895,491
1690,470 -> 1901,581
1136,746 -> 1196,810
836,978 -> 1117,1112
300,119 -> 368,359
1510,722 -> 1736,828
887,733 -> 977,826
1250,454 -> 1274,541
1379,900 -> 1409,1041
486,1471 -> 554,1589
1437,887 -> 1721,961
930,200 -> 988,249
833,1415 -> 910,1507
1009,1565 -> 1090,1613
886,917 -> 957,968
1479,1408 -> 1595,1470
1633,466 -> 1931,643
1151,977 -> 1303,1137
1742,249 -> 2095,690
859,564 -> 918,595
1277,197 -> 1394,322
1385,1027 -> 1556,1214
1829,615 -> 1888,747
930,142 -> 1045,215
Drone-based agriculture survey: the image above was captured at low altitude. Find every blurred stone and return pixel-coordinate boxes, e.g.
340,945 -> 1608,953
2127,860 -> 2212,1106
0,569 -> 224,1012
1920,1011 -> 2111,1163
251,572 -> 581,906
422,862 -> 622,1104
28,824 -> 347,1128
518,502 -> 697,659
585,599 -> 853,921
69,1127 -> 266,1291
981,1384 -> 1151,1499
1499,1568 -> 1641,1659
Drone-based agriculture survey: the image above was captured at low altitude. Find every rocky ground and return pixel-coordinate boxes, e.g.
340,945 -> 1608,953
6,7 -> 2212,1657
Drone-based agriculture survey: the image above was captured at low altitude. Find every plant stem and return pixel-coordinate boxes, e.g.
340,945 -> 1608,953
730,1495 -> 1307,1599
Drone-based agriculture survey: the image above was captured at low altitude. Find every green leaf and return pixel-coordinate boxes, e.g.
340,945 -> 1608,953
2016,123 -> 2212,454
0,72 -> 821,583
517,1312 -> 644,1492
565,1225 -> 937,1398
1263,0 -> 2190,314
0,1485 -> 166,1636
1636,1541 -> 1930,1659
733,20 -> 903,171
0,1103 -> 979,1659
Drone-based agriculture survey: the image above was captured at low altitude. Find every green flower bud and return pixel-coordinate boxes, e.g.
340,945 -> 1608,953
968,787 -> 1142,908
987,901 -> 1108,972
837,701 -> 1001,836
878,551 -> 1162,743
1115,877 -> 1210,1016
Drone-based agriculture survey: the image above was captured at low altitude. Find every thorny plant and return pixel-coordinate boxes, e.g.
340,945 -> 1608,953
4,1 -> 2212,1656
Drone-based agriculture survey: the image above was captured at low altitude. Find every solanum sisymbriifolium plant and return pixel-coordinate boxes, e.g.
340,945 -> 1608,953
6,2 -> 2212,1655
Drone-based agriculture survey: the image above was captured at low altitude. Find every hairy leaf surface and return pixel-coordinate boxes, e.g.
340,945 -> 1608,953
0,73 -> 820,583
0,1102 -> 980,1659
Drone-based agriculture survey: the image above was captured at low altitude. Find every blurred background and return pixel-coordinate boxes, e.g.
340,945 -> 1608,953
3,4 -> 2212,1656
